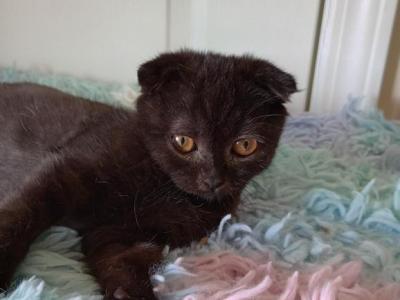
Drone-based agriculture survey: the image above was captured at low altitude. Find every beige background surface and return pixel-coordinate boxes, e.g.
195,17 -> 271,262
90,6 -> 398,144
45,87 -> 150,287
379,2 -> 400,120
0,0 -> 321,114
0,0 -> 399,119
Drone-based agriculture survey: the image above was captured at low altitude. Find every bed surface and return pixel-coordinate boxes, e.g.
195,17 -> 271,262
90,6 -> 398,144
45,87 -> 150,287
1,68 -> 400,300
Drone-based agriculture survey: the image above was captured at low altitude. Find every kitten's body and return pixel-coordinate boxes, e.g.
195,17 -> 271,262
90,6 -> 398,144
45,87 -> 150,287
0,51 -> 296,299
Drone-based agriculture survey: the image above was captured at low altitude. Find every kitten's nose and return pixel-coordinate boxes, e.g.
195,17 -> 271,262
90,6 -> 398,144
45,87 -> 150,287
204,177 -> 225,192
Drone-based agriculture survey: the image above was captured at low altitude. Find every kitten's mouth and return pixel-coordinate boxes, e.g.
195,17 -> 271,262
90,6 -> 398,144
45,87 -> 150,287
196,185 -> 232,201
172,177 -> 235,201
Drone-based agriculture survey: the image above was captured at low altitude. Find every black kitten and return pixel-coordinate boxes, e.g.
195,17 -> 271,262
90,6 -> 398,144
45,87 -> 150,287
0,50 -> 296,299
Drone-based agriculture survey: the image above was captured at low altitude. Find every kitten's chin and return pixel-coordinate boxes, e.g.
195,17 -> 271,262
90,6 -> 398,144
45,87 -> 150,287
197,191 -> 223,201
187,187 -> 236,202
179,188 -> 218,201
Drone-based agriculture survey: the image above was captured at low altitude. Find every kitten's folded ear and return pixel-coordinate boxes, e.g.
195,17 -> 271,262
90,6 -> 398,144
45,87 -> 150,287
138,53 -> 190,94
252,61 -> 298,102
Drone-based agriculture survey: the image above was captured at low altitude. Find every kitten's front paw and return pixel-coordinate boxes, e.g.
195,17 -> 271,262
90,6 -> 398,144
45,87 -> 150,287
0,243 -> 17,290
102,272 -> 157,300
0,271 -> 12,291
110,286 -> 157,300
104,285 -> 157,300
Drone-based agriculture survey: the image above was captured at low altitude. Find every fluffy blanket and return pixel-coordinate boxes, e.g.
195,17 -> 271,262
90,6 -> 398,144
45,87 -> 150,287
1,68 -> 400,300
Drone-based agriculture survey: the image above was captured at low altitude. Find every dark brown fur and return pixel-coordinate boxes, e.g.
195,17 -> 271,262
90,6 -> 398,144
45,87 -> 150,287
0,50 -> 296,299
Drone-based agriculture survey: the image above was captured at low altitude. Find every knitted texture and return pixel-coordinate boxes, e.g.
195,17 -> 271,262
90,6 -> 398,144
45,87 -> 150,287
0,68 -> 399,299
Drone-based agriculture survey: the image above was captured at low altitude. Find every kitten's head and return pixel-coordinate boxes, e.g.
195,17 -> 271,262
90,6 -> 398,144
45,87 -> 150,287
136,50 -> 297,200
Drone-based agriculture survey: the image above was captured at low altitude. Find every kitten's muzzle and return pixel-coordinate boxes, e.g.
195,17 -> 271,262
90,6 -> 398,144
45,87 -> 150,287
203,177 -> 225,194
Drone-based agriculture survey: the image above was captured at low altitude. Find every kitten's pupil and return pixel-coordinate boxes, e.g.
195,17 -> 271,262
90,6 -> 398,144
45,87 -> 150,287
243,140 -> 249,149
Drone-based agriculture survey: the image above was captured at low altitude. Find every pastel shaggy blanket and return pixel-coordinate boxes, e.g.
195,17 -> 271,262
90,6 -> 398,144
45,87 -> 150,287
0,68 -> 400,300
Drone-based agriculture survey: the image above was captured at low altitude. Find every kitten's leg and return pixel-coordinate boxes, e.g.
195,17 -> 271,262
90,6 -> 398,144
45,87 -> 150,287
0,155 -> 85,288
0,187 -> 56,287
82,226 -> 163,300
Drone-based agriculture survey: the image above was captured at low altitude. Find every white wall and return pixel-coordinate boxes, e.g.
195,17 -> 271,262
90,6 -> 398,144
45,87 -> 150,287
0,0 -> 321,113
0,0 -> 168,82
169,0 -> 321,113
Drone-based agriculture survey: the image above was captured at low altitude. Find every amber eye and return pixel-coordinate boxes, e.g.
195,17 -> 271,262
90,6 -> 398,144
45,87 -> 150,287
232,138 -> 258,156
172,135 -> 196,153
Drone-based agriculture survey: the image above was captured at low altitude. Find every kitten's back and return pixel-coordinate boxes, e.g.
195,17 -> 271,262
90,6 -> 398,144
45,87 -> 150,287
0,83 -> 116,149
0,83 -> 120,200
